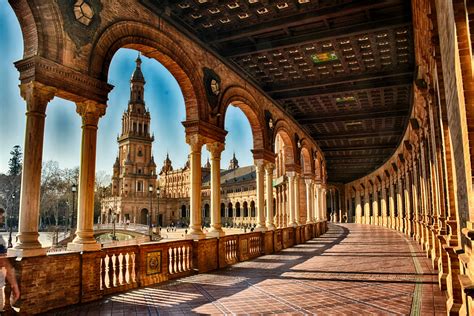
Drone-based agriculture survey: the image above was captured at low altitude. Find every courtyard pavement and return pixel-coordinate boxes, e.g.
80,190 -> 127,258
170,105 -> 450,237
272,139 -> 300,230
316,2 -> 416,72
46,223 -> 446,315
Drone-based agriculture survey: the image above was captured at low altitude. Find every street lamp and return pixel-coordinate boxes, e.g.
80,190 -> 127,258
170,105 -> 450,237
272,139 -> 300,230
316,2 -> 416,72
8,193 -> 15,248
156,186 -> 161,232
148,184 -> 153,241
71,184 -> 77,232
111,212 -> 117,241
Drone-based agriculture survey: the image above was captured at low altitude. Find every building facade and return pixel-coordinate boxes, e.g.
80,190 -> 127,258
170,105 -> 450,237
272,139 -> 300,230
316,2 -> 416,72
101,59 -> 266,228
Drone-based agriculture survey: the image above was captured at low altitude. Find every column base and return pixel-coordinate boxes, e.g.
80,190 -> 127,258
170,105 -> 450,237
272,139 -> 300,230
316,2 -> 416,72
186,230 -> 206,240
254,226 -> 267,232
8,247 -> 47,258
206,229 -> 225,238
67,241 -> 101,252
266,224 -> 276,230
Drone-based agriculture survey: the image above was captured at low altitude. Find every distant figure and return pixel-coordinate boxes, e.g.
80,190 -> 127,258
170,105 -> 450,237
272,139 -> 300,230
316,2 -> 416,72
184,229 -> 188,235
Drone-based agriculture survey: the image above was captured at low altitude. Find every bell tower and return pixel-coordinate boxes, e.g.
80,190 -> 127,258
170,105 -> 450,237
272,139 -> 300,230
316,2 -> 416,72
112,54 -> 157,197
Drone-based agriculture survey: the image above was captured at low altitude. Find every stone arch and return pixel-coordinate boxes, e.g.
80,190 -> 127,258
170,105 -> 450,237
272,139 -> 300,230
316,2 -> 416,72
274,123 -> 296,167
218,86 -> 266,151
10,1 -> 63,61
89,21 -> 204,121
300,146 -> 312,176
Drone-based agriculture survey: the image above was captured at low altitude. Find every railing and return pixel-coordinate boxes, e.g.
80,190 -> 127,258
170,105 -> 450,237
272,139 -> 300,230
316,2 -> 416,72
223,236 -> 238,265
100,246 -> 138,295
167,241 -> 193,277
94,223 -> 149,234
249,235 -> 262,257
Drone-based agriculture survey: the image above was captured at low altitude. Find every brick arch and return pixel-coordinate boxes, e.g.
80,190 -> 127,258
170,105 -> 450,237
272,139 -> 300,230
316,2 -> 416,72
300,146 -> 312,175
89,21 -> 205,121
10,1 -> 63,61
274,122 -> 296,166
218,86 -> 266,151
314,156 -> 322,181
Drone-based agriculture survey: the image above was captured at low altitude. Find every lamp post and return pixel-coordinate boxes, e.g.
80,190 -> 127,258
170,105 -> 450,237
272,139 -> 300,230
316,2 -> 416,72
148,184 -> 153,241
71,184 -> 77,232
156,186 -> 161,232
111,212 -> 117,241
8,193 -> 15,248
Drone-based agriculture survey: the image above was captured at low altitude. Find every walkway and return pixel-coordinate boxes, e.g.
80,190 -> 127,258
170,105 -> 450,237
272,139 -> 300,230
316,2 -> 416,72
47,224 -> 446,315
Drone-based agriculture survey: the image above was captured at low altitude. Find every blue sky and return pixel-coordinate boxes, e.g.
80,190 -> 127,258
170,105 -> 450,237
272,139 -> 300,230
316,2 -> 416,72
0,4 -> 254,175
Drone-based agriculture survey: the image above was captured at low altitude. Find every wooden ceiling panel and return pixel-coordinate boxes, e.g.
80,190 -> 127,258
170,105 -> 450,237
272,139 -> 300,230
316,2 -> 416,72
142,0 -> 415,183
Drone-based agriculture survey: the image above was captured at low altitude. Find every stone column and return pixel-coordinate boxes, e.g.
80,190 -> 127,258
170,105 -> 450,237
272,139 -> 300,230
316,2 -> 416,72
10,83 -> 55,257
287,172 -> 296,227
381,181 -> 388,227
364,185 -> 370,224
373,184 -> 379,225
275,187 -> 280,227
405,167 -> 412,236
294,173 -> 301,226
348,194 -> 353,223
355,190 -> 362,223
265,163 -> 275,230
207,142 -> 225,237
389,178 -> 395,229
323,187 -> 327,220
396,174 -> 403,232
311,181 -> 319,223
305,178 -> 314,223
412,158 -> 420,242
255,160 -> 267,231
186,134 -> 205,239
68,101 -> 106,252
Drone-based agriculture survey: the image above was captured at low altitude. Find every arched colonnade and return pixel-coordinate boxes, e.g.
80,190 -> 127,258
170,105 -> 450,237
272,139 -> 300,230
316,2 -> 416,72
7,2 -> 327,256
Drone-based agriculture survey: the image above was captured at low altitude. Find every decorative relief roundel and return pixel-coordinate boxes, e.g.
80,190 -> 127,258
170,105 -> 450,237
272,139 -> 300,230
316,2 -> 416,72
74,0 -> 94,26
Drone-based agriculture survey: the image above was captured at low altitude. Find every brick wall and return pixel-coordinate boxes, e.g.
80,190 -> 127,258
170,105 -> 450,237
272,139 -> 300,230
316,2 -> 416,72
16,253 -> 81,314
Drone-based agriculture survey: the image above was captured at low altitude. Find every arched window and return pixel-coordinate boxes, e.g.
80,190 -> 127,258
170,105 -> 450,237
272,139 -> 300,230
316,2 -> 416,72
228,202 -> 233,217
236,202 -> 241,217
250,201 -> 256,217
243,201 -> 248,217
220,203 -> 226,217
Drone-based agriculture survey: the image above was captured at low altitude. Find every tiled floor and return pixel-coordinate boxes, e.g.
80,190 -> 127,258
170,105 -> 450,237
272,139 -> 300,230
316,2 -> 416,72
48,224 -> 446,315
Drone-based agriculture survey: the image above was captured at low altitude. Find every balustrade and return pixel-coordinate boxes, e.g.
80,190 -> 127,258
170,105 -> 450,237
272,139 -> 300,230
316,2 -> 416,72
100,246 -> 138,294
167,241 -> 193,276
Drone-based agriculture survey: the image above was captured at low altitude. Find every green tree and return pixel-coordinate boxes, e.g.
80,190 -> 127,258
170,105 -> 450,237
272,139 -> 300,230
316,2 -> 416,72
8,145 -> 22,177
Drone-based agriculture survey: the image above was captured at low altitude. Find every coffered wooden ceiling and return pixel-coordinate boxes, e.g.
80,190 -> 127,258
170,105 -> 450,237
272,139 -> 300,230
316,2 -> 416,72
143,0 -> 414,183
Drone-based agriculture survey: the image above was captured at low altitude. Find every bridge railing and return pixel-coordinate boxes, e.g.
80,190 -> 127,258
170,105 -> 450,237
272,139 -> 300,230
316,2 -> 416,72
94,223 -> 150,234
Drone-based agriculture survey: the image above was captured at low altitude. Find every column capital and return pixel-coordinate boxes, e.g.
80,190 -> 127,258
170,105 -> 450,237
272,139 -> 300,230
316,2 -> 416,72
264,162 -> 275,172
206,142 -> 225,157
186,133 -> 205,152
304,178 -> 314,185
286,171 -> 296,179
76,100 -> 107,126
20,81 -> 56,113
254,158 -> 266,169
